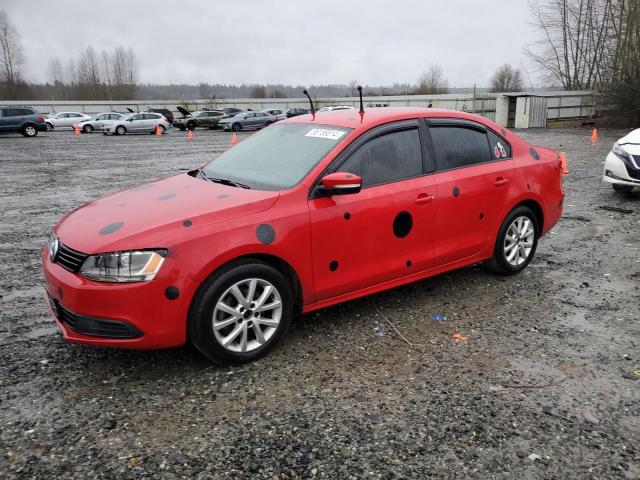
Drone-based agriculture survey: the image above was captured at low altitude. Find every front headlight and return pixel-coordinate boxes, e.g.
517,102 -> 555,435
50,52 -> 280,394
79,250 -> 167,282
612,142 -> 631,161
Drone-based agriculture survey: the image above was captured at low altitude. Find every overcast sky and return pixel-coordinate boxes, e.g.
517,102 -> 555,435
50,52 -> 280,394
4,0 -> 537,87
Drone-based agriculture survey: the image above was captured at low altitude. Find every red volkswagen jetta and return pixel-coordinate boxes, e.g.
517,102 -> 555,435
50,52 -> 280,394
43,108 -> 564,363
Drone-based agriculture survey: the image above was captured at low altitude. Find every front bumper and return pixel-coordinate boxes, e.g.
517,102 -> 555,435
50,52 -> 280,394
42,248 -> 196,349
603,151 -> 640,187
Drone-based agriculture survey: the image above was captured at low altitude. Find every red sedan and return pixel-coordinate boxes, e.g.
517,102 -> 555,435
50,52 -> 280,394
43,108 -> 564,363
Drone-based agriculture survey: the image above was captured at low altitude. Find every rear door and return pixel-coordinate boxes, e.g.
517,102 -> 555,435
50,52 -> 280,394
428,119 -> 514,266
308,120 -> 437,301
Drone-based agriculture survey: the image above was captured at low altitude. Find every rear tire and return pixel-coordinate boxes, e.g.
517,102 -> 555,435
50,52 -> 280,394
612,184 -> 634,196
188,260 -> 293,364
487,206 -> 539,275
21,124 -> 38,137
83,124 -> 93,133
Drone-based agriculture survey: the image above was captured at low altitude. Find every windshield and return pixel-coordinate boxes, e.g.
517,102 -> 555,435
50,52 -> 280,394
202,123 -> 351,190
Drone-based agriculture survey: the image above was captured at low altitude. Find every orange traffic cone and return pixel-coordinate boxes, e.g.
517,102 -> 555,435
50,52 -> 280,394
560,151 -> 569,175
187,129 -> 193,141
74,124 -> 80,136
231,132 -> 238,144
591,128 -> 598,143
155,125 -> 162,136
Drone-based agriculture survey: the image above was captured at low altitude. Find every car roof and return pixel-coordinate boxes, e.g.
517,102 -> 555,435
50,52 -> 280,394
283,107 -> 495,132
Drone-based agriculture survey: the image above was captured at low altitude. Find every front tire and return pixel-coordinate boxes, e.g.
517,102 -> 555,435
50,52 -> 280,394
232,122 -> 241,132
46,123 -> 53,131
188,260 -> 293,364
487,206 -> 539,275
187,121 -> 196,131
115,125 -> 126,135
612,183 -> 634,196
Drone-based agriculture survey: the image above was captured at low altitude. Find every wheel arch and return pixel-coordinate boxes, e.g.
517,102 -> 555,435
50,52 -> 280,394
515,198 -> 544,233
189,253 -> 304,320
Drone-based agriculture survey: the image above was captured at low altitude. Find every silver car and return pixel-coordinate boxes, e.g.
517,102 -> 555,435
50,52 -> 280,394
77,112 -> 123,133
45,112 -> 92,130
218,111 -> 276,132
103,112 -> 171,136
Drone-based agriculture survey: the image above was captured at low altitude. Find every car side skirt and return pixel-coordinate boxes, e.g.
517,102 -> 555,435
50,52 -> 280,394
302,250 -> 491,314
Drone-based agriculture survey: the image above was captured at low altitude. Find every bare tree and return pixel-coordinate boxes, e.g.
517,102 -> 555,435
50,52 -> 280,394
416,65 -> 448,94
526,0 -> 626,90
249,85 -> 267,98
0,10 -> 25,99
46,57 -> 65,99
490,64 -> 524,92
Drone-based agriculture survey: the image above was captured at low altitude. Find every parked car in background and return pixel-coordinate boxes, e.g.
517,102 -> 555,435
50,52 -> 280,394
144,108 -> 174,124
43,108 -> 564,364
218,111 -> 276,131
173,107 -> 228,130
284,107 -> 309,118
103,112 -> 170,136
45,112 -> 92,130
318,105 -> 355,112
603,128 -> 640,195
264,109 -> 284,120
77,112 -> 123,133
0,106 -> 47,137
220,107 -> 244,117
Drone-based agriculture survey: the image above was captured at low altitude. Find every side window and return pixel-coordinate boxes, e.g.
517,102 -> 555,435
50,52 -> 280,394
430,126 -> 490,170
339,128 -> 423,187
488,131 -> 511,159
145,113 -> 158,120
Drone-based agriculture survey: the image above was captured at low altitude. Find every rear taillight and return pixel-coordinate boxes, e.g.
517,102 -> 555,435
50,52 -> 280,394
37,115 -> 45,121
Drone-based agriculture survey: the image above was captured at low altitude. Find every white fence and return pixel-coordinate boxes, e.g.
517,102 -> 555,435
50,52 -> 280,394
3,91 -> 598,127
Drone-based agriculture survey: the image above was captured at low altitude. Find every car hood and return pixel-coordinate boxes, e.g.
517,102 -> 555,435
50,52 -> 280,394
177,106 -> 192,117
55,173 -> 279,254
618,129 -> 640,154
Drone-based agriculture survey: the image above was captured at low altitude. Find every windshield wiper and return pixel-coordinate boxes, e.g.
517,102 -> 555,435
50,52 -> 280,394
198,170 -> 251,189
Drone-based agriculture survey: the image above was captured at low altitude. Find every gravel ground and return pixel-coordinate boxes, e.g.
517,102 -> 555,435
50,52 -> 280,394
0,127 -> 638,479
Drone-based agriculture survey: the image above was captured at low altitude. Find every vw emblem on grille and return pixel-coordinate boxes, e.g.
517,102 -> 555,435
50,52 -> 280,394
48,235 -> 59,262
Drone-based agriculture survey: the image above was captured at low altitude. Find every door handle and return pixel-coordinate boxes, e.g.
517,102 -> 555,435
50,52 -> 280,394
415,193 -> 434,205
494,178 -> 509,187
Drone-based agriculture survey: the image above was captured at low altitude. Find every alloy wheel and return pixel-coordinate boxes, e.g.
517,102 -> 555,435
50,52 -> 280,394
503,216 -> 535,266
24,126 -> 36,136
212,278 -> 282,353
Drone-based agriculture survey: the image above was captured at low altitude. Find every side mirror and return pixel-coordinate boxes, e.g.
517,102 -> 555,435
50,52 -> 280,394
319,172 -> 362,196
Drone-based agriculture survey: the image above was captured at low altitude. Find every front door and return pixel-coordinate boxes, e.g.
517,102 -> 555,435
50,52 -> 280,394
308,122 -> 436,301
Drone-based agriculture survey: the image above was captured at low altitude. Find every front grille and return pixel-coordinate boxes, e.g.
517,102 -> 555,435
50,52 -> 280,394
55,242 -> 88,272
48,294 -> 143,339
624,155 -> 640,180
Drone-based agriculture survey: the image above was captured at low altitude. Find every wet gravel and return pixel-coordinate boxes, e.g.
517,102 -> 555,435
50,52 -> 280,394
0,127 -> 638,479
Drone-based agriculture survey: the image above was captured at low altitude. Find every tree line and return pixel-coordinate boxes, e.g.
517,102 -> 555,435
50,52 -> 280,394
527,0 -> 639,124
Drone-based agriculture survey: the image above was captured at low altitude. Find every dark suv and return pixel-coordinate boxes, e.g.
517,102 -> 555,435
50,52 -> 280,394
0,106 -> 47,137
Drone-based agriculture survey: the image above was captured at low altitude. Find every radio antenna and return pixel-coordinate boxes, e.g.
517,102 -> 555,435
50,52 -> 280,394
303,89 -> 315,115
357,86 -> 364,114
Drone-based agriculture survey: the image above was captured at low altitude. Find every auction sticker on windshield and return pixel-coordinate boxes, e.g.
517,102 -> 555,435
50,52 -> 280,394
305,128 -> 347,140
